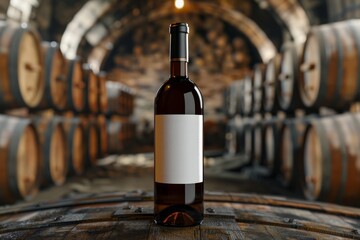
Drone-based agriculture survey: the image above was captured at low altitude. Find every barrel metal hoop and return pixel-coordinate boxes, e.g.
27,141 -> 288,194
0,117 -> 11,201
44,45 -> 57,109
316,29 -> 328,108
289,121 -> 299,188
68,121 -> 79,174
333,118 -> 348,204
332,27 -> 344,108
347,21 -> 360,100
289,45 -> 298,110
313,122 -> 331,200
8,120 -> 28,199
43,121 -> 57,184
66,59 -> 76,111
0,26 -> 8,105
9,28 -> 27,107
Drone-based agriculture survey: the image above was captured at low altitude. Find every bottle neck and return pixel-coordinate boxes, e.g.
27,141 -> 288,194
170,61 -> 188,78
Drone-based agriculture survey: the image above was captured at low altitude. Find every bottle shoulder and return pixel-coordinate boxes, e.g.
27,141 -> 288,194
156,78 -> 202,99
155,77 -> 204,114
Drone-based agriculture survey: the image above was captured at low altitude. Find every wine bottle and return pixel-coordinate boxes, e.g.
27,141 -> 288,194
154,22 -> 204,227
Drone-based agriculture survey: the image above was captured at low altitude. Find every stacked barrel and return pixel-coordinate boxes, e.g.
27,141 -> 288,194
105,81 -> 136,154
0,23 -> 136,204
224,19 -> 360,206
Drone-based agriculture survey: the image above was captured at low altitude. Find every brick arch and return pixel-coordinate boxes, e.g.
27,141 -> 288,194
60,0 -> 309,70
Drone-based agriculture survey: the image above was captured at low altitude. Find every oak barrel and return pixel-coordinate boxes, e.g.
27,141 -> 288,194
106,81 -> 134,116
81,118 -> 99,167
253,120 -> 264,167
1,191 -> 360,239
278,118 -> 308,189
278,42 -> 304,112
252,63 -> 266,114
0,115 -> 40,203
62,118 -> 85,176
97,115 -> 108,158
122,85 -> 135,116
97,72 -> 108,114
107,119 -> 129,154
36,41 -> 67,111
300,20 -> 360,110
225,117 -> 244,156
303,114 -> 360,205
106,81 -> 122,116
239,75 -> 252,116
224,80 -> 242,117
83,65 -> 99,114
0,24 -> 44,109
262,118 -> 282,177
264,55 -> 281,113
34,117 -> 67,187
66,57 -> 85,112
243,121 -> 254,163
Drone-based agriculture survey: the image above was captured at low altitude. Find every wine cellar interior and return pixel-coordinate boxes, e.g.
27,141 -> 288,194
2,0 -> 360,238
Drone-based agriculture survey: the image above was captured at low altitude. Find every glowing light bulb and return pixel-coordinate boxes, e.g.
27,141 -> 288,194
175,0 -> 184,9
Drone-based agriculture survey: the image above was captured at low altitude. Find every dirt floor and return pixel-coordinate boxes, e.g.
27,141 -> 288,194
2,154 -> 302,208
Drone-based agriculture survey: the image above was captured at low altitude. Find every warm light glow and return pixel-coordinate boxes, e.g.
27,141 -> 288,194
175,0 -> 184,9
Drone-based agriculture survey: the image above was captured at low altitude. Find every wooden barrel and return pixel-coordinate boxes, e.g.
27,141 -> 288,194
264,55 -> 281,113
0,115 -> 40,203
36,41 -> 67,111
97,72 -> 108,114
97,115 -> 108,158
34,117 -> 67,187
278,118 -> 308,189
128,90 -> 134,116
0,24 -> 44,109
278,42 -> 304,112
252,64 -> 266,114
62,118 -> 85,176
126,122 -> 137,151
253,121 -> 264,167
262,118 -> 282,177
225,117 -> 245,156
239,75 -> 252,116
303,114 -> 360,205
106,81 -> 123,116
105,81 -> 135,116
83,65 -> 99,114
1,191 -> 360,239
244,121 -> 254,163
224,80 -> 242,117
107,119 -> 128,154
300,20 -> 360,110
81,118 -> 99,167
66,57 -> 85,112
122,85 -> 135,116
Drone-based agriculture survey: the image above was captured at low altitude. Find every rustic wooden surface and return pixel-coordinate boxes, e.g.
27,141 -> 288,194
0,191 -> 360,239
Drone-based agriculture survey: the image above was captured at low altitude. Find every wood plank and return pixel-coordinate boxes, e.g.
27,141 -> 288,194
264,225 -> 347,240
0,230 -> 39,240
27,226 -> 75,240
62,222 -> 116,240
233,205 -> 360,239
204,191 -> 232,202
200,217 -> 244,240
238,222 -> 276,240
147,223 -> 200,240
109,220 -> 151,240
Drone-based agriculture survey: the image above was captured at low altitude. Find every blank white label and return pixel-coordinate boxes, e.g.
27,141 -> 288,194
155,114 -> 203,184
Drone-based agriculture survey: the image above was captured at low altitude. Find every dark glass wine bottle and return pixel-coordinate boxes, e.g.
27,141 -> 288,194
154,22 -> 204,227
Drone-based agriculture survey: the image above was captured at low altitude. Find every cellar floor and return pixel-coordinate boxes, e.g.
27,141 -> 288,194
3,154 -> 302,208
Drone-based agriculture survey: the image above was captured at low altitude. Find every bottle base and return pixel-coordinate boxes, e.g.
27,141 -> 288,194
154,205 -> 203,227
